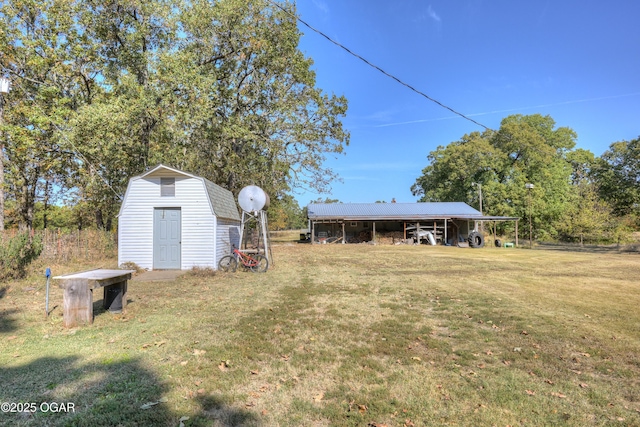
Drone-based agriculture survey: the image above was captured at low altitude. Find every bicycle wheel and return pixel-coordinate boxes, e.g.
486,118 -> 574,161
218,255 -> 238,272
249,254 -> 268,273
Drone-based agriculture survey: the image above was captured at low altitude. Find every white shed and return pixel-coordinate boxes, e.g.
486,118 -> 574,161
117,164 -> 241,270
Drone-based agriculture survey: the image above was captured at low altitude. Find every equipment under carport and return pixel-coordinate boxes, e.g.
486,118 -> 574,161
468,231 -> 485,248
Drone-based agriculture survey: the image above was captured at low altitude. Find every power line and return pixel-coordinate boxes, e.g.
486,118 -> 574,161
266,0 -> 492,131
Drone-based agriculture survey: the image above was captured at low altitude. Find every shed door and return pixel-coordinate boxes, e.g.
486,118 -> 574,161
153,207 -> 181,269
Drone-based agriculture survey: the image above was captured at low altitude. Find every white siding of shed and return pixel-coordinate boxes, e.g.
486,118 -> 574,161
118,176 -> 216,270
215,218 -> 241,264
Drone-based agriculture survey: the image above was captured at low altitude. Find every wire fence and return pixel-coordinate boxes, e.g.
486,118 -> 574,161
1,228 -> 118,263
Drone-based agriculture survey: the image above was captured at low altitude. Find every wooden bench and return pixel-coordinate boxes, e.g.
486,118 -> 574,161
53,269 -> 135,328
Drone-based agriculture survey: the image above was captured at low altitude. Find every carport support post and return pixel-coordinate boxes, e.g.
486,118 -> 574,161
342,222 -> 345,243
444,219 -> 447,245
372,222 -> 376,244
515,220 -> 519,246
311,221 -> 315,244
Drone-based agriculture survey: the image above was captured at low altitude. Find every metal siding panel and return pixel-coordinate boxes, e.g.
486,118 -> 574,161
117,179 -> 157,269
178,178 -> 215,269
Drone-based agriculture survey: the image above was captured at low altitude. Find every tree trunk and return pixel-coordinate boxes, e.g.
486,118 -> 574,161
18,170 -> 38,232
0,142 -> 4,232
43,181 -> 50,229
95,208 -> 105,230
0,94 -> 5,232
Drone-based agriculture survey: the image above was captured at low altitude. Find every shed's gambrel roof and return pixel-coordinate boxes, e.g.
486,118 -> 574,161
119,164 -> 240,221
307,202 -> 517,221
202,178 -> 241,221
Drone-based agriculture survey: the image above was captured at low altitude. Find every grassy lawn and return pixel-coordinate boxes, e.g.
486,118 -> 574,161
1,242 -> 639,426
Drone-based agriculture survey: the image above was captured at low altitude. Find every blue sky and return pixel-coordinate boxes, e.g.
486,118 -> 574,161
290,0 -> 640,206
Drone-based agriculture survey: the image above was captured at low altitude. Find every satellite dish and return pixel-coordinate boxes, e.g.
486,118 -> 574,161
238,185 -> 270,212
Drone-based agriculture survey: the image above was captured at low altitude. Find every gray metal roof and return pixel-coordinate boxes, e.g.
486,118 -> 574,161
308,202 -> 499,221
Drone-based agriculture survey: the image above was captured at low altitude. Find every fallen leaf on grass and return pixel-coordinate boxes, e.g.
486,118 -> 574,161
193,349 -> 206,356
358,404 -> 368,414
579,383 -> 589,388
155,340 -> 166,347
250,370 -> 259,375
551,392 -> 567,398
313,392 -> 324,402
525,389 -> 536,396
140,397 -> 168,409
404,419 -> 415,427
178,416 -> 189,427
141,343 -> 151,349
411,356 -> 421,361
367,423 -> 389,427
545,379 -> 554,385
7,335 -> 18,341
218,361 -> 229,371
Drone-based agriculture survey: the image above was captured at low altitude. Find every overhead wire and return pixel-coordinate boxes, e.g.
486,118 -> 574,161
266,0 -> 492,131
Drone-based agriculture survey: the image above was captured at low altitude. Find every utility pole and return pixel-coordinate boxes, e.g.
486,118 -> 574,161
473,182 -> 483,231
525,183 -> 534,248
0,76 -> 11,232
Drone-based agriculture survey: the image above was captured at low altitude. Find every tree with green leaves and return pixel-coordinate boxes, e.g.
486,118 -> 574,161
0,0 -> 83,230
1,0 -> 350,231
592,137 -> 640,222
268,194 -> 305,230
165,0 -> 349,199
412,114 -> 578,240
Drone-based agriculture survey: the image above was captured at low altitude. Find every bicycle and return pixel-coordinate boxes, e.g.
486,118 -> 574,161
218,246 -> 268,273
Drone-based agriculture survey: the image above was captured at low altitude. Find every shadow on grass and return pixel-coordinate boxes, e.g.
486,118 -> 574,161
0,286 -> 6,299
0,355 -> 261,427
535,242 -> 638,254
0,307 -> 20,333
191,395 -> 262,427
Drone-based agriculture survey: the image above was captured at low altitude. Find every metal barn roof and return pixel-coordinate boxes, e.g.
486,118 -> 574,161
307,202 -> 488,221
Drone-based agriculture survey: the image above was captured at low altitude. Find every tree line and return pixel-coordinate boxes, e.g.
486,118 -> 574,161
0,0 -> 348,232
412,114 -> 639,244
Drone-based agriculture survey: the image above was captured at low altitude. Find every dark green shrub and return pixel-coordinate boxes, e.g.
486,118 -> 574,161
0,232 -> 44,281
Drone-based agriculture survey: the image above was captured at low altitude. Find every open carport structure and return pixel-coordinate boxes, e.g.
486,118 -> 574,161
306,202 -> 520,246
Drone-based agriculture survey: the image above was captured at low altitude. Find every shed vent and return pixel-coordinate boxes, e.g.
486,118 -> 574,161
161,178 -> 175,197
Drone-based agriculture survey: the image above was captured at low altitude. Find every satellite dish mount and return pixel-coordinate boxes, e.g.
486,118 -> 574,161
237,185 -> 273,265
